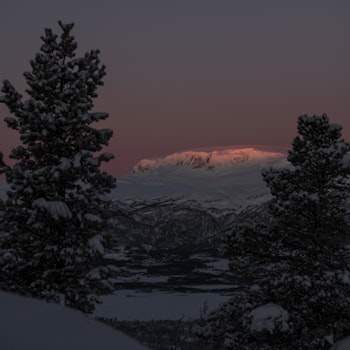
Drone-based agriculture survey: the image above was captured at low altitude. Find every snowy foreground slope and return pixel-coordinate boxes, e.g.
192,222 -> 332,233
0,291 -> 149,350
332,337 -> 350,350
115,146 -> 288,206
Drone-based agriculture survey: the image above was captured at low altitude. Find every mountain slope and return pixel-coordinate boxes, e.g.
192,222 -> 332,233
132,146 -> 287,173
115,146 -> 288,206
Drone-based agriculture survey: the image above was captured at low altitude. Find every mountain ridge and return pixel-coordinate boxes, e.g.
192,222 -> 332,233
116,146 -> 289,204
132,146 -> 288,174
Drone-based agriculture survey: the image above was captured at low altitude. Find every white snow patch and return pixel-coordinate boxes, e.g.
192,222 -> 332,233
104,252 -> 130,261
32,198 -> 72,219
341,271 -> 350,284
183,284 -> 237,290
73,153 -> 81,167
84,213 -> 102,223
331,336 -> 350,350
341,154 -> 350,169
249,303 -> 289,334
88,235 -> 105,255
111,275 -> 169,284
195,259 -> 230,275
74,179 -> 92,190
58,157 -> 71,170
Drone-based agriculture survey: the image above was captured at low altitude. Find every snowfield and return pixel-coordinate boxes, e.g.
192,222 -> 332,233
0,291 -> 149,350
93,289 -> 231,321
331,337 -> 350,350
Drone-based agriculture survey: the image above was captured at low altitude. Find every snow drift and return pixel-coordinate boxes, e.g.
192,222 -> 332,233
0,291 -> 149,350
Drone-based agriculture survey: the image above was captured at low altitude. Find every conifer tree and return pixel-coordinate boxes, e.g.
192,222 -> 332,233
202,115 -> 350,349
0,22 -> 116,313
263,114 -> 350,237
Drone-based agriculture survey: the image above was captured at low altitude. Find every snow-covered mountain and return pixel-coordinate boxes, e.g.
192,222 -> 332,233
115,146 -> 288,207
132,146 -> 287,173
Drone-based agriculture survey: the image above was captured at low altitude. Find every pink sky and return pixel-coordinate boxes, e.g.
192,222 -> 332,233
0,1 -> 349,176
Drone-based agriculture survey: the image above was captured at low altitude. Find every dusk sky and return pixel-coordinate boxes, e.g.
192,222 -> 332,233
0,0 -> 349,176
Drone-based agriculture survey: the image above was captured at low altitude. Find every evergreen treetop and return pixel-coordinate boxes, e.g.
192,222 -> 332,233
263,114 -> 350,236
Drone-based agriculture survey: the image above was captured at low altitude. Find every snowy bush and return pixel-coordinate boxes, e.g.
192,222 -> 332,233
249,303 -> 289,334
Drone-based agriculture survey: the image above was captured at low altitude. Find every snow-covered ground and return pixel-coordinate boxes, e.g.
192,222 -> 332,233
93,289 -> 231,321
0,291 -> 150,350
331,336 -> 350,350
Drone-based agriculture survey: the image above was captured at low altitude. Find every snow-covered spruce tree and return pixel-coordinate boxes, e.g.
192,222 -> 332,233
201,115 -> 350,349
0,22 -> 116,313
264,114 -> 350,237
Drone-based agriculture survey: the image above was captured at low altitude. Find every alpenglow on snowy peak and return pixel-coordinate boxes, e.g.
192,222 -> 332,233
132,146 -> 287,173
115,146 -> 289,204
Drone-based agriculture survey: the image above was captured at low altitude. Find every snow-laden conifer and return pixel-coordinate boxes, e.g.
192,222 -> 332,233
264,114 -> 350,236
201,115 -> 350,349
0,22 -> 116,313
